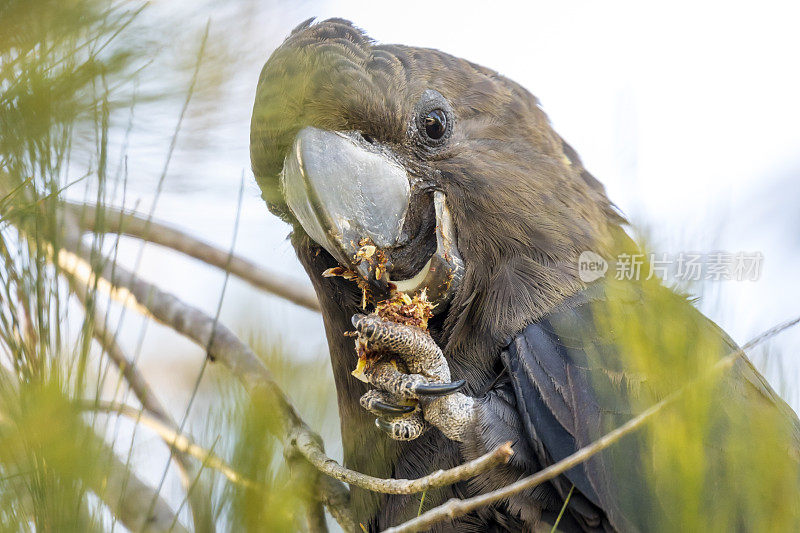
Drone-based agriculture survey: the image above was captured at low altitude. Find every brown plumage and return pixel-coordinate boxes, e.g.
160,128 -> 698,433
251,18 -> 800,532
251,17 -> 621,342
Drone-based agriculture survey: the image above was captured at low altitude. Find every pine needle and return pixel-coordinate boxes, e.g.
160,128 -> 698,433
418,489 -> 428,516
550,485 -> 574,533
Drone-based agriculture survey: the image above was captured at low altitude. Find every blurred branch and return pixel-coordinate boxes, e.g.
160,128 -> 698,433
387,314 -> 800,533
0,369 -> 188,533
65,201 -> 321,311
98,446 -> 192,533
68,277 -> 216,533
304,496 -> 329,533
295,429 -> 513,495
54,225 -> 346,531
85,400 -> 257,488
317,474 -> 357,533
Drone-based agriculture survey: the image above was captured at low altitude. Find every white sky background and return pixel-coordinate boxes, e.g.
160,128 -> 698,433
70,0 -> 800,526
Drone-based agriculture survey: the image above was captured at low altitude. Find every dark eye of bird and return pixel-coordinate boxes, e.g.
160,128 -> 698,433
423,109 -> 447,140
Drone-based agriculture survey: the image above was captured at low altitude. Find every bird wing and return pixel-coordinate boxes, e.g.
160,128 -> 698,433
500,280 -> 800,531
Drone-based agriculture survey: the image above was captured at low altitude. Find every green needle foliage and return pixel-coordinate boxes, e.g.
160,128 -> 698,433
588,275 -> 800,532
0,378 -> 108,532
0,3 -> 148,530
1,1 -> 334,531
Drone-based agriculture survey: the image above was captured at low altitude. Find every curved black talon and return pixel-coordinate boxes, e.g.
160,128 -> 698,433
373,400 -> 415,415
414,379 -> 466,397
375,418 -> 393,434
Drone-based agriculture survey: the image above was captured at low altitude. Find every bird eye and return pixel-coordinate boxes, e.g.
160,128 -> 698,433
423,109 -> 447,140
414,90 -> 453,148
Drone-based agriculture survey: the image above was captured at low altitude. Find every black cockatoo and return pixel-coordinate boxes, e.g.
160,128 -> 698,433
250,19 -> 800,532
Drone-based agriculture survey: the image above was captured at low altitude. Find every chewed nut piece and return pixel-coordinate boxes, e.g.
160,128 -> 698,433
375,289 -> 434,330
355,244 -> 376,261
351,356 -> 369,383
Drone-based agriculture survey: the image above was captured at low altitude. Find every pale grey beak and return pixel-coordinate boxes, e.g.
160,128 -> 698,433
281,126 -> 464,310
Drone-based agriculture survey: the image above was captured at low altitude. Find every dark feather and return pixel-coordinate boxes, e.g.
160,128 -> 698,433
493,280 -> 800,531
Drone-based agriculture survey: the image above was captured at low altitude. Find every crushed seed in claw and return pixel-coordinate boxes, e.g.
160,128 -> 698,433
323,251 -> 435,379
350,340 -> 410,382
351,289 -> 434,381
375,289 -> 434,330
351,351 -> 370,382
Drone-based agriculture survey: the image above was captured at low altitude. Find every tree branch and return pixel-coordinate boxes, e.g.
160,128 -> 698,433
317,474 -> 357,533
64,201 -> 320,312
385,314 -> 800,533
294,428 -> 513,495
68,275 -> 216,532
55,231 -> 349,531
85,400 -> 257,488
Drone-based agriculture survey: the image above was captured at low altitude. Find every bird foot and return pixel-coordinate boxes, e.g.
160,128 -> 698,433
352,313 -> 475,442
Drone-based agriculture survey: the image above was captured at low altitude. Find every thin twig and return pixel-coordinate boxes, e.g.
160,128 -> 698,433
84,400 -> 257,488
385,314 -> 800,533
294,429 -> 513,495
0,368 -> 188,533
65,201 -> 320,311
417,490 -> 427,517
54,230 -> 354,530
69,278 -> 216,531
166,171 -> 243,531
550,485 -> 574,533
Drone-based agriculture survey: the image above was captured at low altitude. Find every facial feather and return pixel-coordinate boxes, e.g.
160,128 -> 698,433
251,18 -> 624,341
